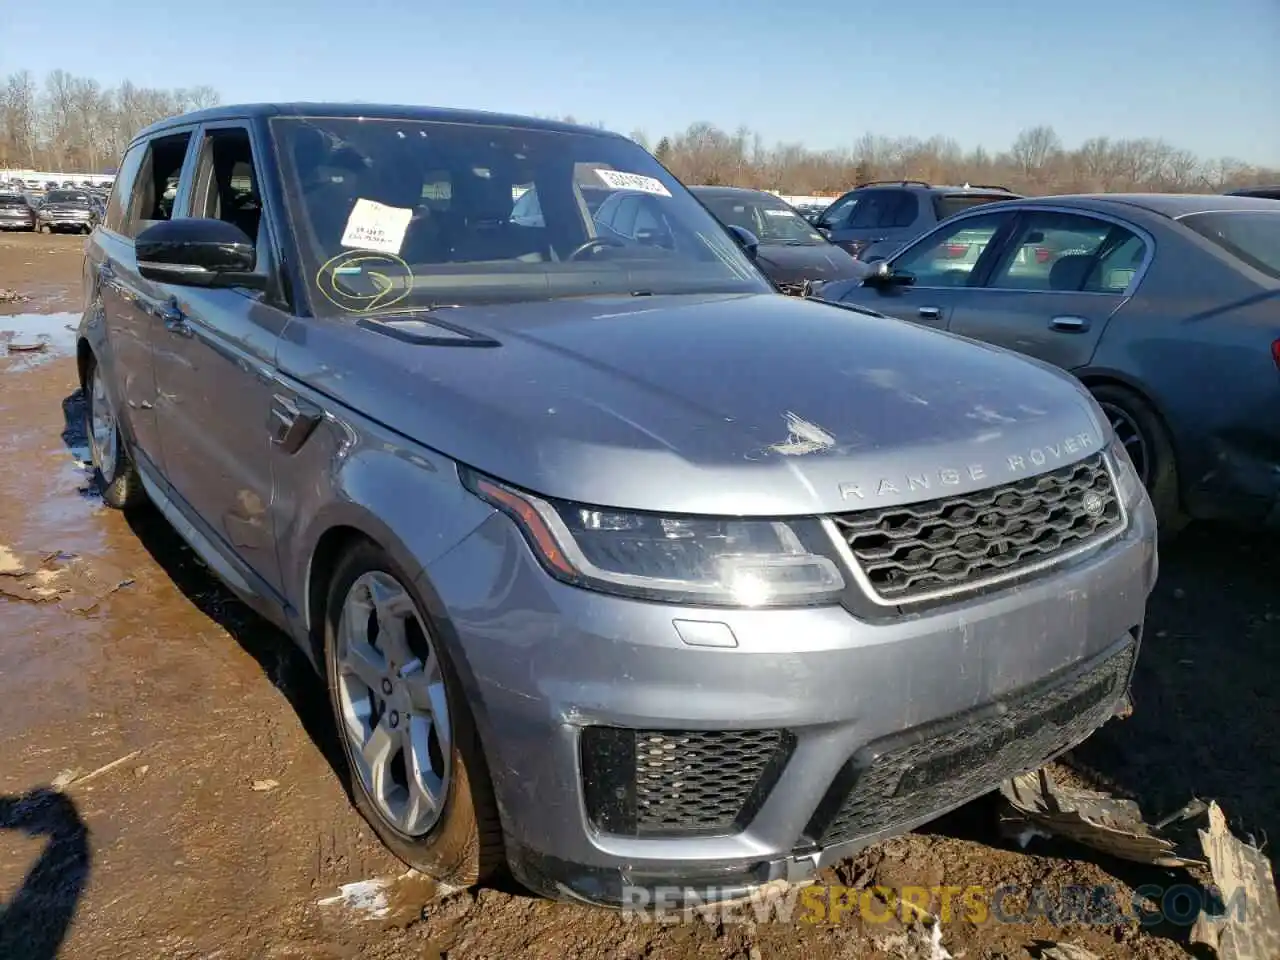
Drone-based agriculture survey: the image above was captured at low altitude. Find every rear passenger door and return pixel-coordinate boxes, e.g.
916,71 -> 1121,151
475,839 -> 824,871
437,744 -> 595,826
946,209 -> 1148,372
88,129 -> 197,472
148,120 -> 290,592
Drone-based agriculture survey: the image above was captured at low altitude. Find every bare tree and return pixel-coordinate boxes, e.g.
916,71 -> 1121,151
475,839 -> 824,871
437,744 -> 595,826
3,71 -> 1277,195
1009,125 -> 1063,185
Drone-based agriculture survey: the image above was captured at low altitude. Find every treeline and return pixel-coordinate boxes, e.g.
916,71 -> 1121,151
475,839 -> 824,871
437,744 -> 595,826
5,71 -> 1275,196
629,123 -> 1279,196
1,70 -> 219,174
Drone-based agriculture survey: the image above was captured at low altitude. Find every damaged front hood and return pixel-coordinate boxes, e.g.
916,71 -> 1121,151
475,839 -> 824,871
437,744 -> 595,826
288,293 -> 1108,515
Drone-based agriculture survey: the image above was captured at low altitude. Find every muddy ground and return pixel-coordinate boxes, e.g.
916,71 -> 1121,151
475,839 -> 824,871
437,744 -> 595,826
0,231 -> 1276,960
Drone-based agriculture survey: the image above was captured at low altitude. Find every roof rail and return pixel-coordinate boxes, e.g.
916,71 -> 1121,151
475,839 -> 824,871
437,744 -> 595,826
855,179 -> 931,189
962,183 -> 1014,192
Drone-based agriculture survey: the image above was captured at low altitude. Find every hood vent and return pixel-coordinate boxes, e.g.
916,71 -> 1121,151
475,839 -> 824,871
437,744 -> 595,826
356,314 -> 500,348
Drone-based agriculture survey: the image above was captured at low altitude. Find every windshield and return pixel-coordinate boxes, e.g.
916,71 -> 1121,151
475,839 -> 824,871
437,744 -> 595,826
46,190 -> 89,205
270,117 -> 768,315
697,193 -> 827,245
1179,210 -> 1280,280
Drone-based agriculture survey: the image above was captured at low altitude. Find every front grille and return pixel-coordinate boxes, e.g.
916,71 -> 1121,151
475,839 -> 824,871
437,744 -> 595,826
807,637 -> 1135,849
580,726 -> 794,837
833,452 -> 1122,604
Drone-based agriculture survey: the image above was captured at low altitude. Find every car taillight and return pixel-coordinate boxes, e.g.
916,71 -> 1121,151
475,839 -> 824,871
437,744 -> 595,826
1035,246 -> 1051,263
943,243 -> 968,258
1272,338 -> 1280,370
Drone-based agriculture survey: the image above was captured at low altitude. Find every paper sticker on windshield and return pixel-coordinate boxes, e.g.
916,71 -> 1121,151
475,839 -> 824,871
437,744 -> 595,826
764,209 -> 794,216
595,169 -> 671,197
340,198 -> 413,255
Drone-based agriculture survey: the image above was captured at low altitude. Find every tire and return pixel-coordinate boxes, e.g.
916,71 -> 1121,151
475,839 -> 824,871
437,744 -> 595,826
323,540 -> 505,887
1089,383 -> 1187,537
84,355 -> 147,510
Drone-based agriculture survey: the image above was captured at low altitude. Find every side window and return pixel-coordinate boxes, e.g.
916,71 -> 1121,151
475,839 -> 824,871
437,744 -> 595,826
126,131 -> 192,238
511,185 -> 543,227
887,192 -> 919,228
103,142 -> 146,234
191,127 -> 262,241
893,212 -> 1012,287
819,192 -> 857,229
632,197 -> 674,248
848,190 -> 906,229
986,212 -> 1117,292
1084,232 -> 1147,292
602,195 -> 639,237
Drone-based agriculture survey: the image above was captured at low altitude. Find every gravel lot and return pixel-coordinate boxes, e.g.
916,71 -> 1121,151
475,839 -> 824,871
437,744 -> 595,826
1,231 -> 1276,960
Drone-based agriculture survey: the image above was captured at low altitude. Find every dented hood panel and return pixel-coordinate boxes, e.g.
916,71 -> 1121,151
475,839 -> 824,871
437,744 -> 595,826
280,293 -> 1109,515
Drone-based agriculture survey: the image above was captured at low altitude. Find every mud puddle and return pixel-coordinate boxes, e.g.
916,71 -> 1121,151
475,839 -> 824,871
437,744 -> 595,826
0,311 -> 79,369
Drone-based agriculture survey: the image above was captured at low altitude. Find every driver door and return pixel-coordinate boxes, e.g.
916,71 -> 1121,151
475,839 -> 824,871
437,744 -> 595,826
830,210 -> 1019,330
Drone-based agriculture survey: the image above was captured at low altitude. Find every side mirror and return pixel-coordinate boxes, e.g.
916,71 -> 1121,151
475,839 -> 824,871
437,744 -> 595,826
726,224 -> 760,259
135,217 -> 264,289
863,261 -> 915,288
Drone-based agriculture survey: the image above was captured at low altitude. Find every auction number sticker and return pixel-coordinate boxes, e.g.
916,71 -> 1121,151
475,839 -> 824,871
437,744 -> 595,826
595,169 -> 672,197
340,198 -> 413,255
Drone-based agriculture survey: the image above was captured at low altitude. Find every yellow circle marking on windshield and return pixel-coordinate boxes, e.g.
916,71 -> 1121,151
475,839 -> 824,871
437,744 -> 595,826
316,250 -> 414,313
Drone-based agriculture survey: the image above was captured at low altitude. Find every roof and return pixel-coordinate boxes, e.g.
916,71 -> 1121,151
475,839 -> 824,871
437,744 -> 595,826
1008,193 -> 1280,218
134,102 -> 626,145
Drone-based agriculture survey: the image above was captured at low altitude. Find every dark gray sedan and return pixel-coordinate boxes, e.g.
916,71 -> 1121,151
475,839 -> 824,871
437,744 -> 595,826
814,194 -> 1280,533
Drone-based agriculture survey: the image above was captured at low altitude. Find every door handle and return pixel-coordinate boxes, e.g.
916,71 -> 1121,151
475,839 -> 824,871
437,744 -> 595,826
160,299 -> 192,336
1050,315 -> 1090,332
918,306 -> 942,321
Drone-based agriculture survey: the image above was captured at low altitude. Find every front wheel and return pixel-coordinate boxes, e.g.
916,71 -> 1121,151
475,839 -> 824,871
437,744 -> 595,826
323,541 -> 505,886
1090,383 -> 1187,537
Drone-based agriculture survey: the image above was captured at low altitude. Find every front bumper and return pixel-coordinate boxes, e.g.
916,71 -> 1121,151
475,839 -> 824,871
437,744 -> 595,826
423,488 -> 1157,905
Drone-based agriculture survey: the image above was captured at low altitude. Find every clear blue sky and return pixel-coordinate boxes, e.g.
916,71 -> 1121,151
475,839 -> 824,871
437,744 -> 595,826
4,0 -> 1278,165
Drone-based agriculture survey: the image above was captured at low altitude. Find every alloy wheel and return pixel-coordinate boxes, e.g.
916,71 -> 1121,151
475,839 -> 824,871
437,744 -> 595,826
89,366 -> 119,483
335,571 -> 451,838
1099,401 -> 1150,487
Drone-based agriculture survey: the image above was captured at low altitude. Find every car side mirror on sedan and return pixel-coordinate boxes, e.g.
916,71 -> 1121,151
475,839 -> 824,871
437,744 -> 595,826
725,224 -> 760,260
863,260 -> 915,288
136,218 -> 266,290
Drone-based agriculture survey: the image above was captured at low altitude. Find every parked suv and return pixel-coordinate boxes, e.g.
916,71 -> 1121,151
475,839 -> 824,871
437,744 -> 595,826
816,180 -> 1021,261
79,103 -> 1155,907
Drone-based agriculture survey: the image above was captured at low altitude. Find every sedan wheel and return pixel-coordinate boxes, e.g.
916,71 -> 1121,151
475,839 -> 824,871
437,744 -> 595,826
1089,383 -> 1186,536
1098,400 -> 1149,487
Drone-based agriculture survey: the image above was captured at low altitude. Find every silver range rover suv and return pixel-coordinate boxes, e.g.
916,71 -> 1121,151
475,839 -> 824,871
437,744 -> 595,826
77,103 -> 1157,907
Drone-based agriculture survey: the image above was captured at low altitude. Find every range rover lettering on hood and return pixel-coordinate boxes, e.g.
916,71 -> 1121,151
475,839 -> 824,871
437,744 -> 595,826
837,430 -> 1099,500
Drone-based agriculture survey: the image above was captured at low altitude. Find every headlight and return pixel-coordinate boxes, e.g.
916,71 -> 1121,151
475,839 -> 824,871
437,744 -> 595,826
464,471 -> 846,607
1106,435 -> 1144,505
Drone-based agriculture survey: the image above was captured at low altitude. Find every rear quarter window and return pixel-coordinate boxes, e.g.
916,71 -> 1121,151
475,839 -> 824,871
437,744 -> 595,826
1180,210 -> 1280,280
